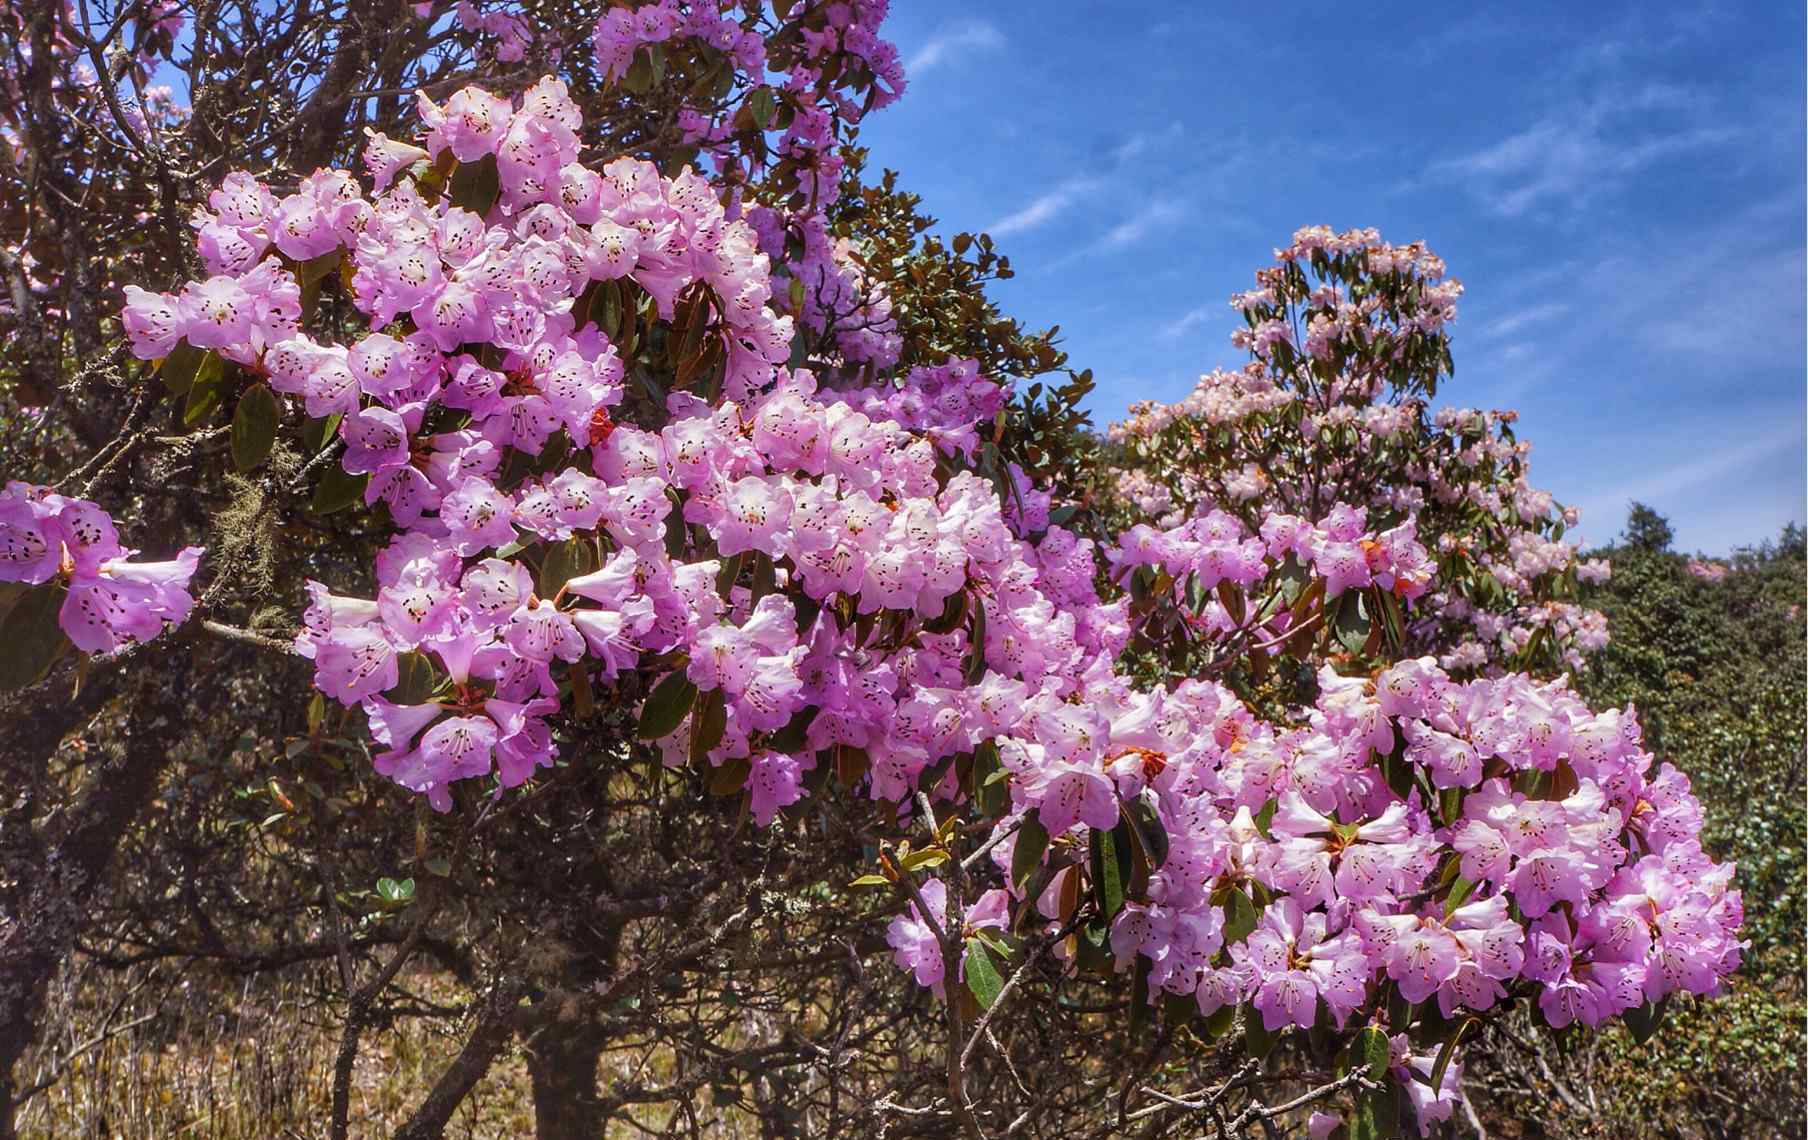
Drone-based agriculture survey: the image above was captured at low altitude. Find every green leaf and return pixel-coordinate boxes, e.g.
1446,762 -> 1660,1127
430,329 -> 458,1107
1253,797 -> 1278,839
1222,888 -> 1259,946
375,876 -> 415,906
1623,999 -> 1668,1046
385,651 -> 437,704
538,537 -> 598,597
963,595 -> 988,684
1244,1006 -> 1278,1060
310,465 -> 368,514
1442,874 -> 1477,918
1121,793 -> 1170,870
182,350 -> 229,425
449,154 -> 500,216
1356,1024 -> 1391,1084
707,754 -> 750,795
624,47 -> 656,93
848,873 -> 890,887
0,583 -> 69,690
1430,1017 -> 1475,1091
1350,1081 -> 1399,1140
1334,589 -> 1371,654
924,588 -> 968,635
749,86 -> 776,129
1089,819 -> 1132,921
1011,810 -> 1049,893
899,848 -> 949,871
231,382 -> 279,471
296,248 -> 343,287
689,686 -> 727,764
637,672 -> 699,740
1129,953 -> 1154,1038
964,937 -> 1006,1010
972,738 -> 1009,817
1200,1002 -> 1237,1041
158,340 -> 207,395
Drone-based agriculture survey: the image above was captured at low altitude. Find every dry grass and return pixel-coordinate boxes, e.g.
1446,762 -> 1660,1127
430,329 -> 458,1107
17,960 -> 539,1140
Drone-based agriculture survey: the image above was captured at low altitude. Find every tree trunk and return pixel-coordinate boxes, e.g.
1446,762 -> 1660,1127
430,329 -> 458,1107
525,1011 -> 610,1140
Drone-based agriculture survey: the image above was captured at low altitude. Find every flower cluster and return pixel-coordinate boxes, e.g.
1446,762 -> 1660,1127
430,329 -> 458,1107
105,37 -> 1739,1124
0,482 -> 203,654
593,1 -> 903,211
942,659 -> 1740,1135
748,205 -> 902,372
1686,558 -> 1728,583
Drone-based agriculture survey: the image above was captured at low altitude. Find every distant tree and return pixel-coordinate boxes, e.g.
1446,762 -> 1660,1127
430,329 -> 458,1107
1623,501 -> 1675,552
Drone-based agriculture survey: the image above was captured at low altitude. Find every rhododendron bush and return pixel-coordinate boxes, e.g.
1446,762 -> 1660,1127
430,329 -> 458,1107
0,3 -> 1748,1139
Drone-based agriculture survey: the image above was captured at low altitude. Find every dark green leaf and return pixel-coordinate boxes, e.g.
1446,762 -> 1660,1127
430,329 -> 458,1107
1334,589 -> 1370,654
1623,999 -> 1668,1046
1222,888 -> 1258,947
385,651 -> 437,704
538,537 -> 598,598
0,583 -> 69,689
973,738 -> 1009,817
1442,874 -> 1477,918
963,595 -> 988,684
310,465 -> 368,514
707,754 -> 750,795
449,154 -> 500,216
1089,819 -> 1132,921
749,86 -> 776,129
637,671 -> 699,740
1121,793 -> 1170,869
1129,953 -> 1154,1037
182,351 -> 229,425
231,382 -> 279,471
1356,1024 -> 1391,1084
964,937 -> 1006,1010
158,340 -> 206,395
1430,1017 -> 1475,1091
1011,810 -> 1048,892
689,686 -> 727,763
1244,1007 -> 1278,1060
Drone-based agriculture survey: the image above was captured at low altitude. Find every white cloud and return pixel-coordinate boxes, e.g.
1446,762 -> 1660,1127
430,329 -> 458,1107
1111,121 -> 1184,165
1098,198 -> 1186,251
905,21 -> 1003,76
1476,302 -> 1570,341
1427,83 -> 1747,217
1573,420 -> 1804,541
984,177 -> 1099,238
1157,303 -> 1220,341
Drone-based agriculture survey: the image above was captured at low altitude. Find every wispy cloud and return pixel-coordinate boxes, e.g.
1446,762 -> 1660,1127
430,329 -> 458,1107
1098,198 -> 1186,251
1476,302 -> 1570,341
905,21 -> 1004,76
1574,420 -> 1804,533
1111,121 -> 1184,165
985,177 -> 1100,238
1426,82 -> 1747,216
1157,303 -> 1221,341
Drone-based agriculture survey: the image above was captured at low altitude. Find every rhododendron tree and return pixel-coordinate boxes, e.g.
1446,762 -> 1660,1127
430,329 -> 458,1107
0,4 -> 1748,1140
1105,229 -> 1610,680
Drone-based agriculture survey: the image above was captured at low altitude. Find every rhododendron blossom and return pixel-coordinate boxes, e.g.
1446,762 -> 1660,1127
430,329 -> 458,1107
62,5 -> 1745,1131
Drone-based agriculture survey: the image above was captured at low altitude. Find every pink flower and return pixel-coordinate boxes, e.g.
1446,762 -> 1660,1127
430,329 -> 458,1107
748,750 -> 807,825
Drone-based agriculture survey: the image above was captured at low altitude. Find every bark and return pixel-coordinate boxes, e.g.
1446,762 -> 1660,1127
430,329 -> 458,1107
525,1006 -> 611,1140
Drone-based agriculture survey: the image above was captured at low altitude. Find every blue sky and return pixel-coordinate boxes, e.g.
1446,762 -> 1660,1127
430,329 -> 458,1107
857,2 -> 1805,554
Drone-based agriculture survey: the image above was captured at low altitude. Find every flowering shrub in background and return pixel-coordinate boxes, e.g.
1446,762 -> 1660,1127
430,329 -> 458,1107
1106,229 -> 1610,679
0,3 -> 1765,1138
